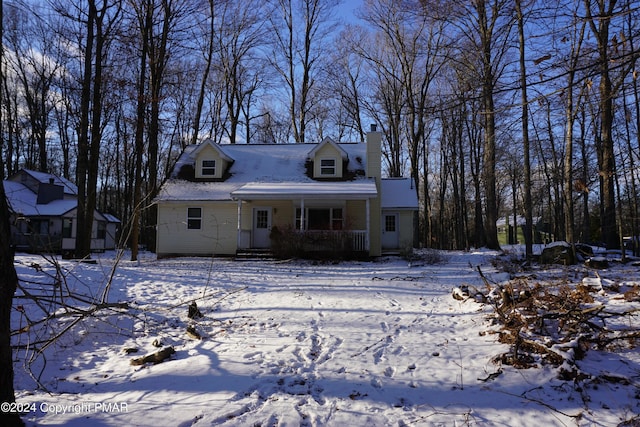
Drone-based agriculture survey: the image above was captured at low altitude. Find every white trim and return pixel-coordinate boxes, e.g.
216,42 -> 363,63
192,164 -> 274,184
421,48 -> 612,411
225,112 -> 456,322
231,181 -> 377,200
306,137 -> 349,160
319,157 -> 337,176
201,159 -> 216,176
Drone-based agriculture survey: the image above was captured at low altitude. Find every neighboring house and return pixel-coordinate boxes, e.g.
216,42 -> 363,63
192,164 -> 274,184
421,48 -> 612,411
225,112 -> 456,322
155,129 -> 419,258
4,169 -> 120,253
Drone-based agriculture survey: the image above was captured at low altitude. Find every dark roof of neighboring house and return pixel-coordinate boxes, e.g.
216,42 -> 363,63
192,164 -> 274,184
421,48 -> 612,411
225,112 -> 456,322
21,169 -> 78,196
3,180 -> 76,216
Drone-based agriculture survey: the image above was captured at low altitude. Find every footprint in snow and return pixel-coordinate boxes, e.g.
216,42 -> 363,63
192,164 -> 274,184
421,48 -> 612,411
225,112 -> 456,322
373,348 -> 385,364
384,366 -> 396,377
243,351 -> 262,360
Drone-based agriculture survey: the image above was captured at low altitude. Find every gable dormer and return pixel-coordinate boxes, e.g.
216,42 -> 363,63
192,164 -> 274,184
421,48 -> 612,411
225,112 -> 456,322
307,137 -> 349,180
189,139 -> 234,180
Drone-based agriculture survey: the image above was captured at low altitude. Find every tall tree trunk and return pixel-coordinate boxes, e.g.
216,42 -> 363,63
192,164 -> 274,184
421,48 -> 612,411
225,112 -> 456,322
0,0 -> 24,422
562,14 -> 586,246
83,3 -> 106,257
0,176 -> 22,427
75,1 -> 96,259
145,0 -> 171,252
516,0 -> 533,259
192,0 -> 216,145
579,109 -> 591,242
476,0 -> 500,250
585,0 -> 618,248
131,0 -> 151,262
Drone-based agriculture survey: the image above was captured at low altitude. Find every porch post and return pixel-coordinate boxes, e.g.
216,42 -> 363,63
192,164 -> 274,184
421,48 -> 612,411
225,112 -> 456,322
365,198 -> 370,251
236,199 -> 242,250
300,198 -> 305,231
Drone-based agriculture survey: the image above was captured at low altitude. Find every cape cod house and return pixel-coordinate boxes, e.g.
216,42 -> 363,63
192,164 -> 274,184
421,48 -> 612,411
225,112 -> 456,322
4,169 -> 120,253
154,129 -> 418,258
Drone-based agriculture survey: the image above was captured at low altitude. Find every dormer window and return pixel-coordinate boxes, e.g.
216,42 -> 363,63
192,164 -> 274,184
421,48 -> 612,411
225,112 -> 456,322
320,158 -> 336,176
201,160 -> 216,176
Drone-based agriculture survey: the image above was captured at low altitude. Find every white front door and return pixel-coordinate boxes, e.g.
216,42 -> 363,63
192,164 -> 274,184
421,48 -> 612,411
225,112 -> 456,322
252,207 -> 272,248
381,212 -> 399,249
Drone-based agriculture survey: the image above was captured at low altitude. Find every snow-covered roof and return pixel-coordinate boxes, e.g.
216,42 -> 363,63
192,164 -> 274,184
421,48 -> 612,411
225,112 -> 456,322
102,213 -> 121,223
3,180 -> 76,216
381,178 -> 419,209
21,169 -> 78,196
4,172 -> 119,222
231,181 -> 377,200
188,139 -> 234,162
306,137 -> 349,160
158,142 -> 369,202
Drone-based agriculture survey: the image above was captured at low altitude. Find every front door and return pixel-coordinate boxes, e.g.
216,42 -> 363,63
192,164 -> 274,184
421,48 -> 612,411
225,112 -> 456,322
252,207 -> 272,248
381,212 -> 399,249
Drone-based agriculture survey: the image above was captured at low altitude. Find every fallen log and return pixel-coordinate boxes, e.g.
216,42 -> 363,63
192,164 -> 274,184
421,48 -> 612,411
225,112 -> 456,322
130,346 -> 175,366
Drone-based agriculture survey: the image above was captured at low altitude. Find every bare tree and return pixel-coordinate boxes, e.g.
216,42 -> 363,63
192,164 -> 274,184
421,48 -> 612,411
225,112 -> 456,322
52,0 -> 123,259
327,25 -> 366,142
362,0 -> 447,191
191,0 -> 216,145
268,0 -> 338,143
215,0 -> 268,144
583,0 -> 635,249
515,0 -> 534,258
558,3 -> 587,247
130,0 -> 151,262
0,168 -> 22,427
472,0 -> 512,250
3,6 -> 62,173
0,0 -> 24,422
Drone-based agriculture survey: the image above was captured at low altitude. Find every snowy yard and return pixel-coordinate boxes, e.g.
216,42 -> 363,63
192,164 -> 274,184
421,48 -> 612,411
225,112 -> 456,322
10,249 -> 640,426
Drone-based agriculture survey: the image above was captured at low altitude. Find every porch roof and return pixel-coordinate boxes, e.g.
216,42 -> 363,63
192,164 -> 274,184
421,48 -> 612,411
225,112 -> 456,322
231,181 -> 378,200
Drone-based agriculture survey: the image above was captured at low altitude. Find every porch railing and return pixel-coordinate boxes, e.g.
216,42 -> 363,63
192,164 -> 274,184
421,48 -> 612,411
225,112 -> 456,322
300,230 -> 368,252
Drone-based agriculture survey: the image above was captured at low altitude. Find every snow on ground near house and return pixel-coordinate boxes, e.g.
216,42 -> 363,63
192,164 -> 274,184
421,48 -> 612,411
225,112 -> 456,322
10,249 -> 640,426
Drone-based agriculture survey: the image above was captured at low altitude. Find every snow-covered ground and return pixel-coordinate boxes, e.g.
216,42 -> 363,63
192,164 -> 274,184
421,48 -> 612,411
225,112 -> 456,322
10,249 -> 640,426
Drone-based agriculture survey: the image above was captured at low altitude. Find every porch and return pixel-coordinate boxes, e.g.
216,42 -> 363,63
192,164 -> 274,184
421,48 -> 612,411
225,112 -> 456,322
231,181 -> 378,257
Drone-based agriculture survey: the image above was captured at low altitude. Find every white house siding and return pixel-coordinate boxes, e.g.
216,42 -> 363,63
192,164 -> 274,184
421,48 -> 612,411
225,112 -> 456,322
156,202 -> 238,257
398,210 -> 415,250
345,200 -> 367,230
266,201 -> 295,230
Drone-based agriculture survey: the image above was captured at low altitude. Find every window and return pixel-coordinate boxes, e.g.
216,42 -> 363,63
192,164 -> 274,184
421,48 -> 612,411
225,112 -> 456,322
296,207 -> 343,230
187,208 -> 202,229
332,208 -> 343,230
201,160 -> 216,176
320,158 -> 336,176
27,219 -> 49,235
385,215 -> 396,232
308,208 -> 331,230
255,210 -> 269,229
62,218 -> 73,238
